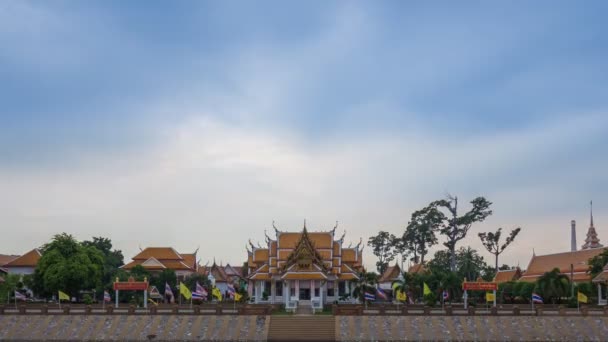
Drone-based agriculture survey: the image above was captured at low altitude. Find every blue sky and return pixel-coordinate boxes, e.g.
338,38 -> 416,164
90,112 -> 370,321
1,1 -> 607,270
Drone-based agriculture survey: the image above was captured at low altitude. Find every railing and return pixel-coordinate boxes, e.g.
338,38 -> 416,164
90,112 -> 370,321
0,304 -> 274,315
311,298 -> 322,314
332,303 -> 608,317
285,298 -> 298,313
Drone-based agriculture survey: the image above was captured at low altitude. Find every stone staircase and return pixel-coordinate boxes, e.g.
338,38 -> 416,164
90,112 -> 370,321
295,300 -> 313,315
268,316 -> 335,341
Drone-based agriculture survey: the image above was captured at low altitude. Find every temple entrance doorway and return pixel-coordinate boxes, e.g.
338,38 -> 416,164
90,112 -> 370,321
299,288 -> 311,300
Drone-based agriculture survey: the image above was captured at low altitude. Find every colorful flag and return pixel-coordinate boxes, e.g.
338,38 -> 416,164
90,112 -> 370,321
364,291 -> 375,301
423,282 -> 431,296
578,291 -> 588,303
164,282 -> 174,299
234,292 -> 243,302
212,287 -> 222,301
15,291 -> 26,301
103,291 -> 111,302
179,282 -> 192,300
58,291 -> 70,301
192,282 -> 206,300
376,288 -> 388,300
442,290 -> 449,301
227,284 -> 236,297
486,292 -> 495,302
531,293 -> 543,304
396,290 -> 407,302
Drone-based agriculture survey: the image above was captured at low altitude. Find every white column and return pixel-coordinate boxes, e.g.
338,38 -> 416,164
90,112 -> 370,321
598,283 -> 602,305
271,280 -> 276,304
296,280 -> 300,300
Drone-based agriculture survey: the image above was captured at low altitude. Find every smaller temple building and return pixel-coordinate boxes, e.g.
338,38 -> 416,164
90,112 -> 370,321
1,249 -> 41,275
246,222 -> 364,310
121,247 -> 198,279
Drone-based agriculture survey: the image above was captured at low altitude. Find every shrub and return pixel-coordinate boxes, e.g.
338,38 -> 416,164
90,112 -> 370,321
83,294 -> 93,305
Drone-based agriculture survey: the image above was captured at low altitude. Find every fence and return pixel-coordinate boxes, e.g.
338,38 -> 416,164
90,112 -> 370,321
0,303 -> 275,315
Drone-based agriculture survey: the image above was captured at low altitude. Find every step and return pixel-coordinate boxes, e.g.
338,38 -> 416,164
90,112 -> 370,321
268,316 -> 335,342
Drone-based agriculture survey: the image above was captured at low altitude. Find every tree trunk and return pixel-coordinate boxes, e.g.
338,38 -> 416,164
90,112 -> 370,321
449,245 -> 456,272
495,253 -> 499,273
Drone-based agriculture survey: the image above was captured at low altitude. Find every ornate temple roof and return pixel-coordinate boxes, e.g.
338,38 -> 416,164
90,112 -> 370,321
2,249 -> 41,268
582,201 -> 602,249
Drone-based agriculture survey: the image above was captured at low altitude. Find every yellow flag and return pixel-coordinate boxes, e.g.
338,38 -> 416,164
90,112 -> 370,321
58,291 -> 70,301
396,290 -> 407,302
423,282 -> 431,296
486,292 -> 495,302
234,292 -> 242,302
578,291 -> 588,303
212,287 -> 222,301
179,282 -> 192,300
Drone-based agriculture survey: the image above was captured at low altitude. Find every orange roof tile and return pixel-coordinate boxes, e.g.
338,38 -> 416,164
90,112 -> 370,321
0,254 -> 19,267
278,233 -> 302,248
493,268 -> 522,283
3,249 -> 41,267
379,264 -> 401,283
181,254 -> 196,270
522,248 -> 606,278
253,249 -> 269,262
342,249 -> 356,262
132,247 -> 182,260
408,263 -> 426,274
333,241 -> 340,255
520,271 -> 591,283
339,273 -> 359,280
281,272 -> 327,280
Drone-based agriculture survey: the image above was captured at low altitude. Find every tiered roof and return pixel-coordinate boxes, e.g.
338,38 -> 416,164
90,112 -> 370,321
247,222 -> 363,281
122,247 -> 197,271
520,248 -> 605,283
582,201 -> 602,249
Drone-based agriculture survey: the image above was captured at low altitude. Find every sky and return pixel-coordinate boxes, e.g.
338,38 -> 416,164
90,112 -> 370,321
1,1 -> 607,272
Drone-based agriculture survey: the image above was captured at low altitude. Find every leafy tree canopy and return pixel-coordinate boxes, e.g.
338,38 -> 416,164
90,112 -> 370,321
34,233 -> 105,297
367,231 -> 396,274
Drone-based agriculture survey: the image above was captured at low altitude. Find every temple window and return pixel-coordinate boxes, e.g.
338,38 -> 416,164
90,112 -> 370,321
276,281 -> 283,295
338,281 -> 346,296
327,282 -> 335,297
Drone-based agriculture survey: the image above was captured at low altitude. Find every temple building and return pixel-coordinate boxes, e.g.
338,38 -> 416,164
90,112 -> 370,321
121,247 -> 198,279
246,222 -> 363,311
198,262 -> 244,295
378,263 -> 403,290
520,202 -> 605,283
2,249 -> 41,275
493,267 -> 522,284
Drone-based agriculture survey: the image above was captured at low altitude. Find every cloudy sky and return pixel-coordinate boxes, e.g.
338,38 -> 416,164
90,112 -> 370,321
1,1 -> 607,271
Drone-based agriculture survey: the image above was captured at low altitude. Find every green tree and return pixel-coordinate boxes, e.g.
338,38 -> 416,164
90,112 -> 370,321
433,195 -> 493,271
150,269 -> 177,293
403,204 -> 444,265
0,274 -> 23,302
456,247 -> 489,281
129,265 -> 151,281
537,268 -> 570,304
367,231 -> 396,275
351,272 -> 378,303
478,227 -> 522,272
34,233 -> 105,297
82,237 -> 124,289
588,248 -> 608,278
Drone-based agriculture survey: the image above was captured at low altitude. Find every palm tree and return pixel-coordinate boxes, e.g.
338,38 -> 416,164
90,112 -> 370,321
536,268 -> 570,304
351,272 -> 377,303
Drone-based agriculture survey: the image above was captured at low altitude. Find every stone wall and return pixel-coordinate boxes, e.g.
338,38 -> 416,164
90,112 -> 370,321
0,315 -> 269,341
335,316 -> 608,341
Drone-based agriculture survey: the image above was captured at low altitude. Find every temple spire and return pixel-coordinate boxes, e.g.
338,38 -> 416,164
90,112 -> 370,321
591,200 -> 594,228
582,200 -> 602,249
